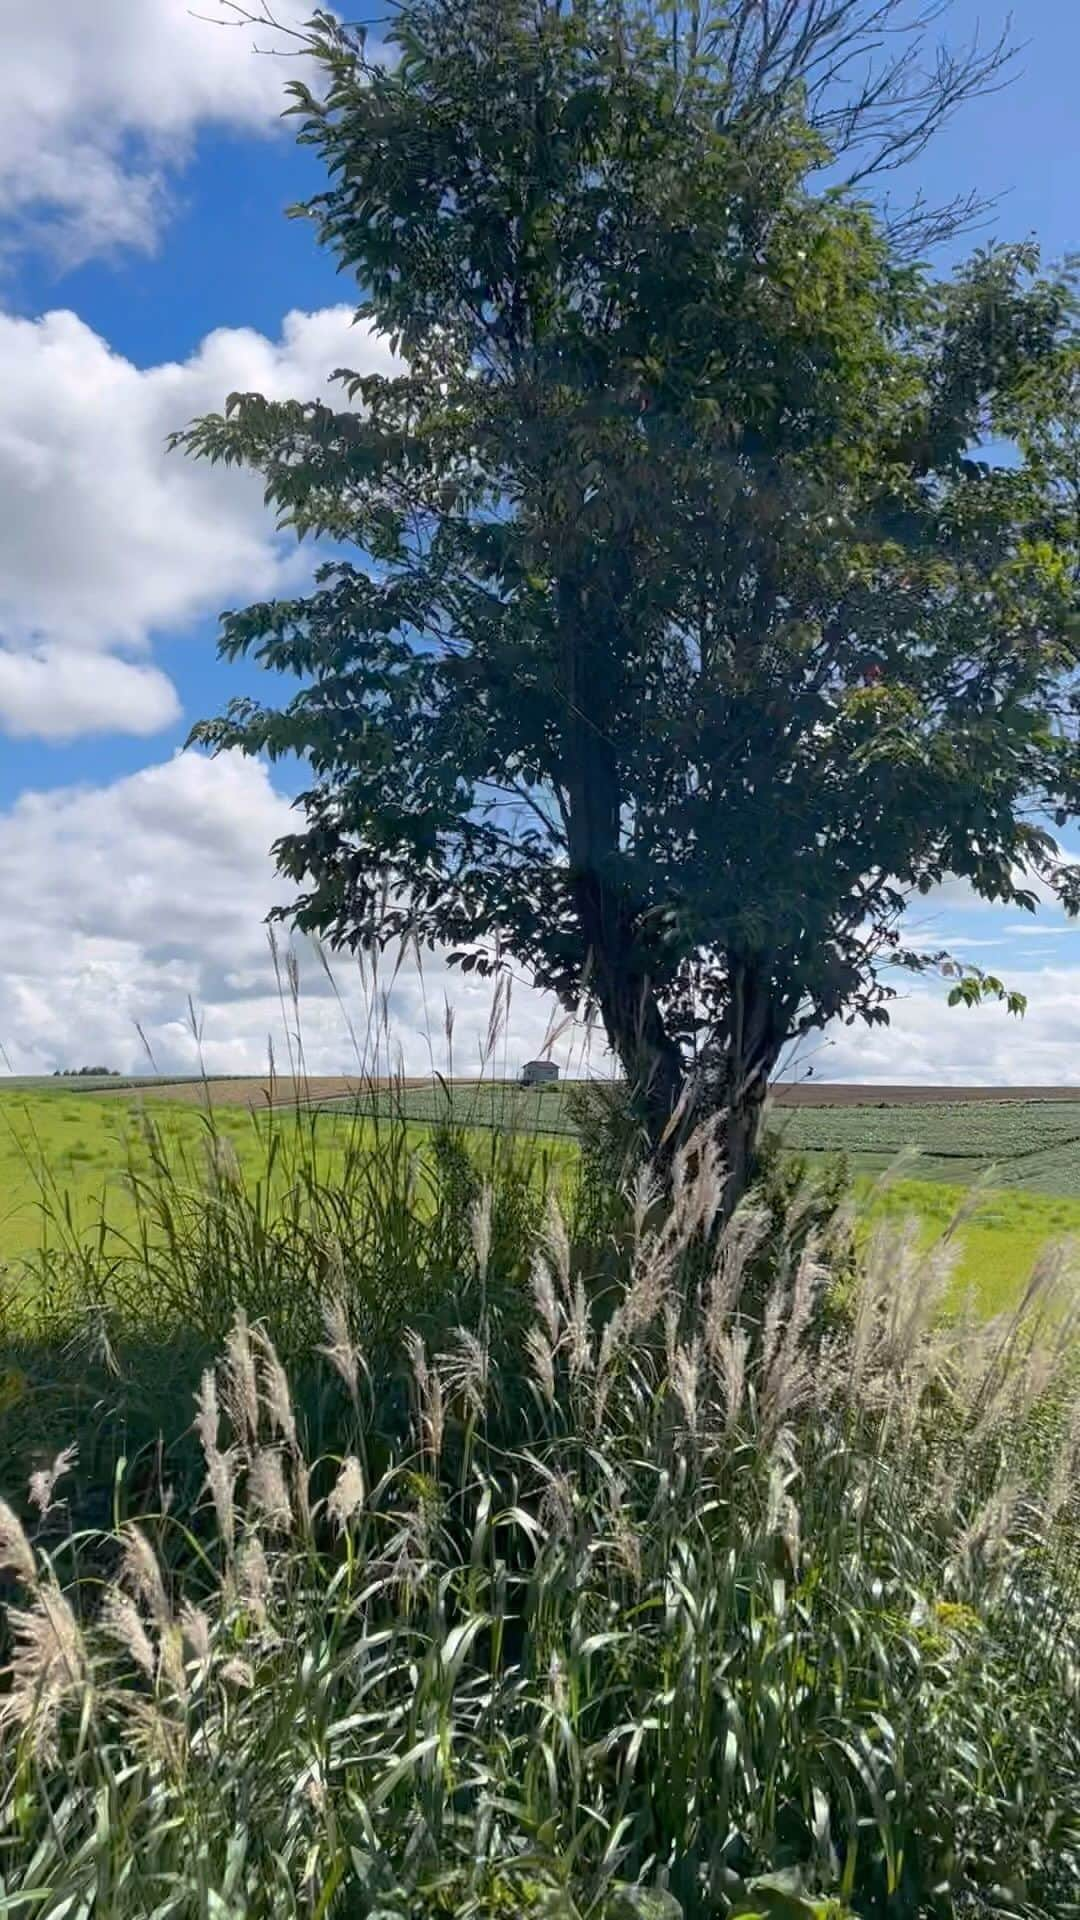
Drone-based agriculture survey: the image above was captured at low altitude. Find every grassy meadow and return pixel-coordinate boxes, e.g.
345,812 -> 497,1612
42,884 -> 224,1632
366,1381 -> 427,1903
3,1056 -> 1080,1917
2,1070 -> 1079,1918
6,1077 -> 1080,1326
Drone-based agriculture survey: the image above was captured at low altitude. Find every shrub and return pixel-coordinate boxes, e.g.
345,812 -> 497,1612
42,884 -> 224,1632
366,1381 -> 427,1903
1,1135 -> 1079,1917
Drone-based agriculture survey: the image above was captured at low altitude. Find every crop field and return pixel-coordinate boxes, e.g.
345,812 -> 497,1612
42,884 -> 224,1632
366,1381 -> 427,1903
771,1098 -> 1080,1193
314,1077 -> 581,1136
318,1078 -> 1080,1193
3,1077 -> 1080,1321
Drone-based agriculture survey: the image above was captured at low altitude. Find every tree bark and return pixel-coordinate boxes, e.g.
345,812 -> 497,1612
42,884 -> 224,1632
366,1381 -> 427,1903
721,1070 -> 770,1219
568,866 -> 686,1145
701,958 -> 788,1218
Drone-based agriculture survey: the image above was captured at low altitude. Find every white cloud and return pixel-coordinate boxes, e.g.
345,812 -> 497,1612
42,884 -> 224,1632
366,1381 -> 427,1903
817,970 -> 1080,1086
0,751 -> 567,1080
0,649 -> 181,741
0,304 -> 394,739
0,0 -> 318,262
2,747 -> 1078,1088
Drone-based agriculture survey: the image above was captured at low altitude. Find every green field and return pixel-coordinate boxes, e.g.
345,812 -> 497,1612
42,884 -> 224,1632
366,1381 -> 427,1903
328,1079 -> 1080,1192
316,1077 -> 581,1136
770,1098 -> 1080,1192
324,1082 -> 1080,1319
3,1079 -> 1080,1322
0,1086 -> 346,1273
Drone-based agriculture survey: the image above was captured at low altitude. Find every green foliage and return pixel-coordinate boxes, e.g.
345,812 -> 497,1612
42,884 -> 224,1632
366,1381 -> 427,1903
178,0 -> 1080,1166
2,1138 -> 1080,1916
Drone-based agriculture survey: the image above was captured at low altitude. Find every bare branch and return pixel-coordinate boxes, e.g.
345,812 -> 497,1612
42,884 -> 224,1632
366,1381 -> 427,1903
677,0 -> 1017,247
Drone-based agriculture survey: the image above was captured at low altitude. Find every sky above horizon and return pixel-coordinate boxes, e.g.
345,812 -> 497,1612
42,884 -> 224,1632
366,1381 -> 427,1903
0,0 -> 1078,1086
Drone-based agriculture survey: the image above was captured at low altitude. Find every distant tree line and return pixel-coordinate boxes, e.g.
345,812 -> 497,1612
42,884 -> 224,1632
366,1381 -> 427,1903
52,1066 -> 120,1078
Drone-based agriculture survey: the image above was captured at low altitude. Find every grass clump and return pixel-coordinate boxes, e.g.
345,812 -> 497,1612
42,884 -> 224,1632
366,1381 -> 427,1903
1,1131 -> 1079,1918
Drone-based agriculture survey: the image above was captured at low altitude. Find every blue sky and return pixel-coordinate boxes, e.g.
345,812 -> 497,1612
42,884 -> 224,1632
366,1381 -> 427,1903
0,0 -> 1077,1082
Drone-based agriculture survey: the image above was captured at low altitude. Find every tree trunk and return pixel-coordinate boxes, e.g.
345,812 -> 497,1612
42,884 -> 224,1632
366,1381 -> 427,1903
721,1071 -> 770,1219
703,959 -> 788,1218
568,867 -> 686,1145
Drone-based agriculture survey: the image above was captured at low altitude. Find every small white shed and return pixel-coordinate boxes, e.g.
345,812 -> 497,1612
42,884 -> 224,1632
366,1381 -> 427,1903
521,1059 -> 559,1087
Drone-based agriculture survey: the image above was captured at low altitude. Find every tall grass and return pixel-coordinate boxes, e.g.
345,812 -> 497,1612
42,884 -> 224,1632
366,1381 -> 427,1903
2,1125 -> 1079,1918
0,962 -> 584,1521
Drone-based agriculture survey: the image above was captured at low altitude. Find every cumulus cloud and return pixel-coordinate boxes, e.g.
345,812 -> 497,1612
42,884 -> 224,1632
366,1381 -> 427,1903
0,650 -> 181,742
0,304 -> 393,739
0,0 -> 318,262
0,751 -> 567,1080
0,746 -> 1077,1085
816,972 -> 1080,1086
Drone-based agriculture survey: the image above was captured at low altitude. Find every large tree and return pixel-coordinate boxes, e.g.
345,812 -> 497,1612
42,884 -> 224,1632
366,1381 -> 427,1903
182,0 -> 1080,1200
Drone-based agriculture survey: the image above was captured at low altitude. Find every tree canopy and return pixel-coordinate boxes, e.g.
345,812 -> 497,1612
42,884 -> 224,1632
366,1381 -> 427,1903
180,0 -> 1080,1195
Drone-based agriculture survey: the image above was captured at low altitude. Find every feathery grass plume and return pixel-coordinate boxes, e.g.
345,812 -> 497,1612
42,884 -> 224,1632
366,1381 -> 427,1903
120,1526 -> 172,1631
565,1276 -> 593,1380
663,1300 -> 679,1376
536,1464 -> 575,1542
219,1658 -> 254,1691
224,1311 -> 260,1450
876,1225 -> 961,1387
470,1182 -> 493,1284
765,1428 -> 802,1572
482,972 -> 509,1063
544,1193 -> 572,1302
158,1624 -> 188,1701
253,1324 -> 298,1451
327,1456 -> 365,1532
595,1307 -> 625,1392
671,1339 -> 702,1438
1046,1386 -> 1080,1524
318,1293 -> 364,1410
405,1330 -> 445,1463
180,1601 -> 211,1664
753,1274 -> 810,1443
706,1199 -> 771,1347
194,1366 -> 220,1459
205,1445 -> 238,1557
0,1497 -> 37,1585
760,1240 -> 826,1440
247,1449 -> 293,1532
291,1452 -> 313,1539
525,1324 -> 556,1405
442,1327 -> 489,1418
951,1478 -> 1023,1590
847,1213 -> 934,1405
27,1443 -> 78,1520
1,1589 -> 87,1761
236,1534 -> 271,1624
194,1359 -> 236,1551
630,1162 -> 660,1252
622,1229 -> 676,1339
715,1325 -> 750,1432
101,1587 -> 156,1681
668,1121 -> 724,1247
530,1251 -> 561,1347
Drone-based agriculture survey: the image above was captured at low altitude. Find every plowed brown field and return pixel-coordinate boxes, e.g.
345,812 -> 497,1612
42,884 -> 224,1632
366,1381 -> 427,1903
94,1076 -> 429,1108
771,1083 -> 1080,1106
